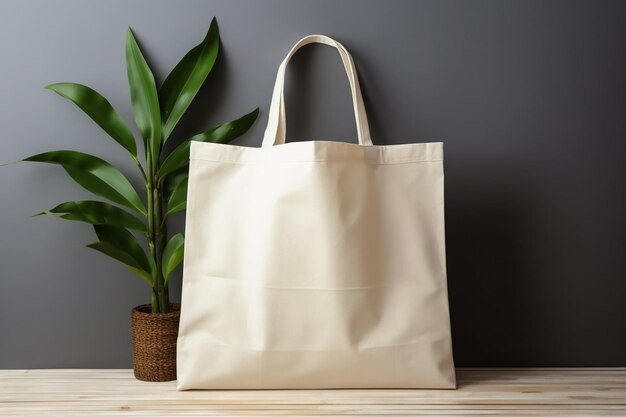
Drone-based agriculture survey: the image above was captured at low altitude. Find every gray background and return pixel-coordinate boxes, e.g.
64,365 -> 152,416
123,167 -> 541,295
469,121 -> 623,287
1,0 -> 625,368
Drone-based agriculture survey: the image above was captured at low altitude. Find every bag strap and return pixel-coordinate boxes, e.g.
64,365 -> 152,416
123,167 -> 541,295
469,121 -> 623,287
261,34 -> 373,147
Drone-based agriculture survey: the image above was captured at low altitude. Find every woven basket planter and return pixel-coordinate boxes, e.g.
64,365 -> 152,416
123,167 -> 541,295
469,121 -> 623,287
131,303 -> 181,382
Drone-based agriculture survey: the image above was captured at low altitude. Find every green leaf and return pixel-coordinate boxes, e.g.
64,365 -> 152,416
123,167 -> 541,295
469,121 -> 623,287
46,83 -> 137,158
160,17 -> 220,141
34,200 -> 146,232
24,150 -> 146,215
126,28 -> 161,158
164,166 -> 188,196
162,233 -> 184,283
159,107 -> 259,179
87,225 -> 154,285
87,242 -> 153,285
166,175 -> 188,215
163,166 -> 187,213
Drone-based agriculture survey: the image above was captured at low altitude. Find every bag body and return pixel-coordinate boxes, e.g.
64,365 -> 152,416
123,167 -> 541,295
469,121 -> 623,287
177,35 -> 456,390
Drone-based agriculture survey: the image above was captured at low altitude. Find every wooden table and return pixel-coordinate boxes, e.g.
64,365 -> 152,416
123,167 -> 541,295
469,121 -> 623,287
1,368 -> 625,416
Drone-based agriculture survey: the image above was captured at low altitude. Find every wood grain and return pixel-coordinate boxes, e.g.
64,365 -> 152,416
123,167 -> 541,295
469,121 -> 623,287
1,368 -> 625,416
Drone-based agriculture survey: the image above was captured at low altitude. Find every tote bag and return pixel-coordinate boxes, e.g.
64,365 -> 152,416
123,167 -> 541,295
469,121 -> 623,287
176,35 -> 456,390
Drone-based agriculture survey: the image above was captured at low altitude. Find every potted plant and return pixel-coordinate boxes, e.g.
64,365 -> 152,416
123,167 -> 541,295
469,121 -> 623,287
23,18 -> 258,382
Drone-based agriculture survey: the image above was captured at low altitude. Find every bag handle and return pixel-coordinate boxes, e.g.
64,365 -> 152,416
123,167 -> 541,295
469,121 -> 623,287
261,35 -> 373,147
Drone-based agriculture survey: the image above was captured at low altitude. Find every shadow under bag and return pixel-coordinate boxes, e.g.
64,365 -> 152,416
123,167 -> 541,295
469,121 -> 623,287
176,34 -> 456,389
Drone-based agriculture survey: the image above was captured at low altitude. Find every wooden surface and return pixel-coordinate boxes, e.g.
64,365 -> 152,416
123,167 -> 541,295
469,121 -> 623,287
1,368 -> 625,416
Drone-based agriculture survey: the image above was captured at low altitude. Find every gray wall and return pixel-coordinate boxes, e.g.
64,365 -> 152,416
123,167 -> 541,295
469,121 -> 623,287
1,0 -> 625,368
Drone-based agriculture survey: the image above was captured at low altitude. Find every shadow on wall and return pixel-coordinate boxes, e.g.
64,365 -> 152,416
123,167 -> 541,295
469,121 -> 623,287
445,163 -> 537,367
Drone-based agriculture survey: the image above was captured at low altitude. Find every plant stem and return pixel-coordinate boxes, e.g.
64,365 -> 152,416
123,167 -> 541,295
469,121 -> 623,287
147,141 -> 170,314
151,288 -> 158,313
146,150 -> 159,313
153,184 -> 169,313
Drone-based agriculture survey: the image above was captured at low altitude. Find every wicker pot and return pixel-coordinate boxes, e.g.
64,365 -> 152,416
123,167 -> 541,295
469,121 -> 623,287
131,303 -> 181,382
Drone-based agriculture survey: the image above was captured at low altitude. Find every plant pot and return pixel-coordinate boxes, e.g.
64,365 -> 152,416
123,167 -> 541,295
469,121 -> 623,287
131,303 -> 181,382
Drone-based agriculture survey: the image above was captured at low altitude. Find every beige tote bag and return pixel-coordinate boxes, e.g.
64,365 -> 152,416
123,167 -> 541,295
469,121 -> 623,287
176,35 -> 456,390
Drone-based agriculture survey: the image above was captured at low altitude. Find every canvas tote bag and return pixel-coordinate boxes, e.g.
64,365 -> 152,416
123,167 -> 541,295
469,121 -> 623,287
177,35 -> 456,390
